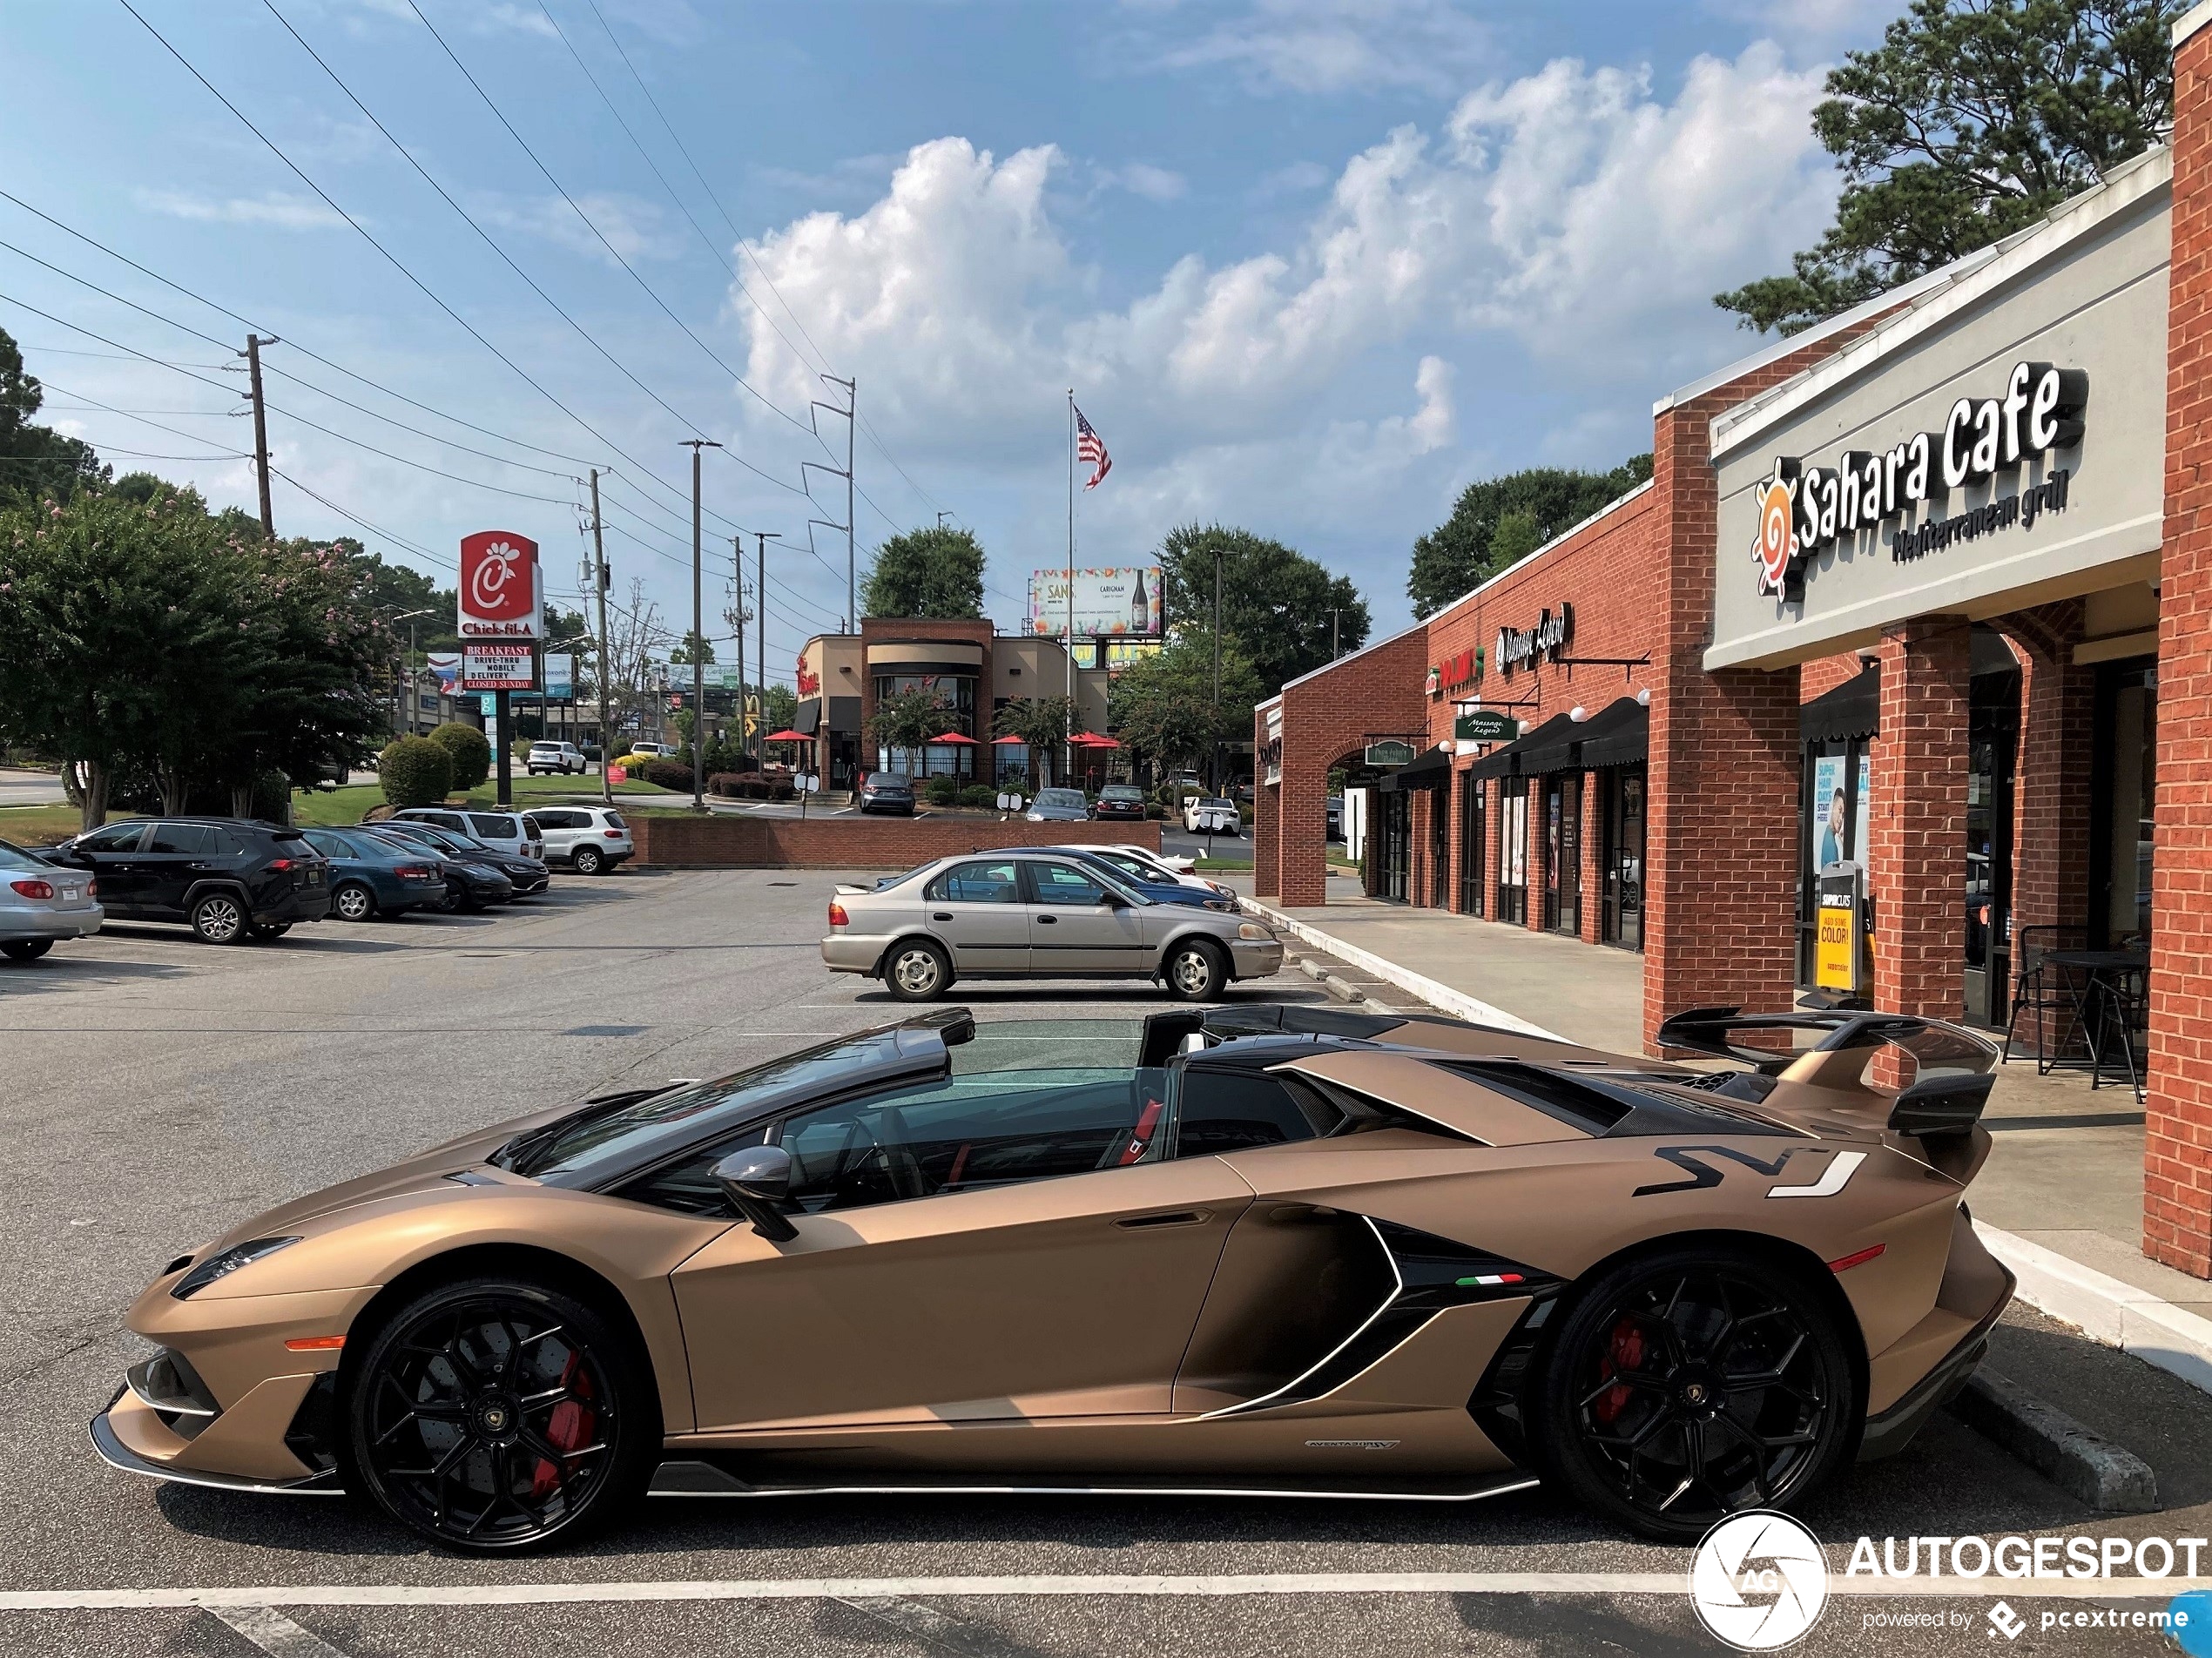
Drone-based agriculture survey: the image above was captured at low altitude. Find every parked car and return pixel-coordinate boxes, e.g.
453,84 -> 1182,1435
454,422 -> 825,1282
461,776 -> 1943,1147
823,849 -> 1282,1001
1090,842 -> 1237,901
1327,796 -> 1345,841
0,836 -> 101,960
370,820 -> 550,898
355,828 -> 515,913
298,828 -> 448,921
1024,787 -> 1090,823
388,806 -> 545,863
629,741 -> 667,759
38,818 -> 328,944
858,772 -> 916,816
1183,796 -> 1241,836
528,805 -> 633,874
1042,846 -> 1235,911
1091,783 -> 1147,822
1108,840 -> 1196,875
527,740 -> 589,777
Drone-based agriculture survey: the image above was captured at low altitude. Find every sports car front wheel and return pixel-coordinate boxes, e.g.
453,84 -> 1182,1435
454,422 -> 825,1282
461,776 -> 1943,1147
1530,1244 -> 1859,1543
345,1276 -> 660,1554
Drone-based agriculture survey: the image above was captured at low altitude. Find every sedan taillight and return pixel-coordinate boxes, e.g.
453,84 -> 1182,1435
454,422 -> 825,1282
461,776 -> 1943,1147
827,900 -> 849,927
10,879 -> 53,900
395,865 -> 433,880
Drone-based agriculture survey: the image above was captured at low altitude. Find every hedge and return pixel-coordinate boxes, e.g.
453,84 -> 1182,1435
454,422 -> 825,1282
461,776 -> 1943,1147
708,772 -> 796,801
378,736 -> 452,808
427,722 -> 490,791
641,758 -> 697,792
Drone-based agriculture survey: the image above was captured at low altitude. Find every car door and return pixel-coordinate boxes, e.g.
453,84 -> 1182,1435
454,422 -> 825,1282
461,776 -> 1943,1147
65,821 -> 152,913
667,1066 -> 1252,1430
1022,858 -> 1147,974
921,858 -> 1028,972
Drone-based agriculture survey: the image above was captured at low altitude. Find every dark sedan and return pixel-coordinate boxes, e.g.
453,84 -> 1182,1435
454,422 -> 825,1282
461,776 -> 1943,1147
1043,846 -> 1236,911
1091,784 -> 1147,822
353,827 -> 515,912
367,821 -> 547,899
299,828 -> 448,920
858,772 -> 916,816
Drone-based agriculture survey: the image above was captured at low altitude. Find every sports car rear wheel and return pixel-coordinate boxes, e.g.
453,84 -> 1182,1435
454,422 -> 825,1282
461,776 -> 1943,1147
1531,1245 -> 1858,1542
346,1277 -> 659,1554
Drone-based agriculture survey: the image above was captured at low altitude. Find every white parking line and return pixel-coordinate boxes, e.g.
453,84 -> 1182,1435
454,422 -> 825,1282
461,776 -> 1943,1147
206,1605 -> 352,1656
4,1573 -> 2209,1611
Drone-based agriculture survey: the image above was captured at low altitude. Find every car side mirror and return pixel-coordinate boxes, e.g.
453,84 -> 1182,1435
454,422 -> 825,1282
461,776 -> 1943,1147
711,1144 -> 799,1241
1099,889 -> 1130,909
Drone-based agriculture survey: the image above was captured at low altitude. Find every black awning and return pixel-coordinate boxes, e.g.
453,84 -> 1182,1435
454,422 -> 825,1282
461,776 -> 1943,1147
1515,711 -> 1587,776
827,695 -> 864,736
793,698 -> 821,735
1377,745 -> 1453,792
1801,664 -> 1879,745
1575,697 -> 1649,769
1465,711 -> 1576,780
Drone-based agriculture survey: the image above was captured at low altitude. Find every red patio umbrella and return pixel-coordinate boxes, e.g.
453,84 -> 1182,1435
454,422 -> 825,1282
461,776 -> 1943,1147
1069,731 -> 1121,748
929,731 -> 981,745
764,728 -> 810,743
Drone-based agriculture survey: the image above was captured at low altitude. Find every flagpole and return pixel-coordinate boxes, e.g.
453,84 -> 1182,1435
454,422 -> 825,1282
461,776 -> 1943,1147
1065,388 -> 1076,789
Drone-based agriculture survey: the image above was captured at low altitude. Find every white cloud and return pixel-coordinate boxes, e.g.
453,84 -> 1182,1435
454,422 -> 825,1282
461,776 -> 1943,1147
1140,0 -> 1495,96
1103,163 -> 1189,203
134,190 -> 352,231
475,190 -> 683,264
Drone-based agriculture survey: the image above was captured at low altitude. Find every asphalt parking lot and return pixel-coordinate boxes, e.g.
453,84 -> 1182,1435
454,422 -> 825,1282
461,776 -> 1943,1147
3,868 -> 2210,1656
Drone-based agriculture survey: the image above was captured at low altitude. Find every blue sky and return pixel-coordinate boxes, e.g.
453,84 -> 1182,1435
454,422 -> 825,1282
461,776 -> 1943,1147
0,0 -> 1896,682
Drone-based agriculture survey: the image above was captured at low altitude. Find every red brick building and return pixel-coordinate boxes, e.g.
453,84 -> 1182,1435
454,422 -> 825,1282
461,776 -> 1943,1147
1259,3 -> 2212,1279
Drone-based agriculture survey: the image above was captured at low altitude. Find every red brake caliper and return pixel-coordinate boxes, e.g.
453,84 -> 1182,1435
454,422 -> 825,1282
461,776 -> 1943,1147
1593,1317 -> 1645,1425
530,1352 -> 597,1502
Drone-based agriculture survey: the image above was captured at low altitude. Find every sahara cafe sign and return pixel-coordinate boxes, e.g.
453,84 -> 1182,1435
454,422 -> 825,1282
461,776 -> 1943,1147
1750,361 -> 2087,601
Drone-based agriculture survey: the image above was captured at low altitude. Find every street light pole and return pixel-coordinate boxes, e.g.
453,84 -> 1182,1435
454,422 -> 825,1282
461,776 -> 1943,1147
679,439 -> 721,812
1211,549 -> 1224,792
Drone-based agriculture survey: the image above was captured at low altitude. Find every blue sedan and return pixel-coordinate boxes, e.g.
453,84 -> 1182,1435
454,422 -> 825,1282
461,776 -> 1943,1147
299,827 -> 448,921
1047,846 -> 1236,911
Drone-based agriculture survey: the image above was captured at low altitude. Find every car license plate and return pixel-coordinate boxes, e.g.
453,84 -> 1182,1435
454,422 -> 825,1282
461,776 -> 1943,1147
59,886 -> 80,901
306,867 -> 321,885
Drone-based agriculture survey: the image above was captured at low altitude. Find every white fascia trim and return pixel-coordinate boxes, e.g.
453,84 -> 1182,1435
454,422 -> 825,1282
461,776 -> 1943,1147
1708,145 -> 2173,464
2177,0 -> 2212,46
1651,257 -> 1996,418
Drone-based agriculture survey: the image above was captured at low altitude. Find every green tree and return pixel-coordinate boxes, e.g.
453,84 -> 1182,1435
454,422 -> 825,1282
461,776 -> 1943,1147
668,630 -> 717,665
1157,525 -> 1367,698
863,525 -> 986,619
991,695 -> 1076,785
1108,634 -> 1263,777
0,327 -> 105,508
867,685 -> 950,772
1406,456 -> 1652,618
1716,0 -> 2178,334
762,684 -> 798,732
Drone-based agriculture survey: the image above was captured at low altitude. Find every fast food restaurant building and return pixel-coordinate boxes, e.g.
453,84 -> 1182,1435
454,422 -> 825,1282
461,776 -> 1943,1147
1254,7 -> 2212,1277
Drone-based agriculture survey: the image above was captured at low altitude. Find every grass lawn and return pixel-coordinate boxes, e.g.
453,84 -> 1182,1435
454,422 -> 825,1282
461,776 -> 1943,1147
0,802 -> 80,846
1194,856 -> 1255,872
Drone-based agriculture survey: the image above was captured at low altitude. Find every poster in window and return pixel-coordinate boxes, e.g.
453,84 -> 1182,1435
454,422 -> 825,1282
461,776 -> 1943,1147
1852,751 -> 1871,865
1811,753 -> 1847,870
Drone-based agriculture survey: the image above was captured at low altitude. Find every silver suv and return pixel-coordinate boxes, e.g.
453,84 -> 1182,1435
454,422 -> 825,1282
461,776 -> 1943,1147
388,807 -> 544,862
527,740 -> 587,776
821,850 -> 1282,1002
528,805 -> 633,875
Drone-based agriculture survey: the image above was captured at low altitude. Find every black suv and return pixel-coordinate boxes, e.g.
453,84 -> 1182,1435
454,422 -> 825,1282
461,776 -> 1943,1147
44,818 -> 331,943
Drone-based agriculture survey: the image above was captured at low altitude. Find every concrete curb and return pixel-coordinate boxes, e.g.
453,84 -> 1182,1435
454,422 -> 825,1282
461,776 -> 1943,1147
1243,900 -> 1561,1040
1974,1225 -> 2212,1399
1946,1370 -> 2159,1512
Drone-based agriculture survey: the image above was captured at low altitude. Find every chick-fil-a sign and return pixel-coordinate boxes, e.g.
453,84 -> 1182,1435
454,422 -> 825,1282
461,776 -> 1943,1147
459,530 -> 542,638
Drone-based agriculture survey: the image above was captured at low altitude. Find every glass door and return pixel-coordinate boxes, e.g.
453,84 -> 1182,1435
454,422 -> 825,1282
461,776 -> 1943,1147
1544,774 -> 1581,936
1963,671 -> 2020,1027
1376,788 -> 1410,903
1428,785 -> 1451,907
1602,766 -> 1645,950
1458,772 -> 1485,916
1498,778 -> 1528,925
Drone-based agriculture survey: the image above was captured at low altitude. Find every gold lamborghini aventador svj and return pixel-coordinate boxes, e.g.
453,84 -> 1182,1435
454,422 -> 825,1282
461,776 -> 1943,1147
95,1003 -> 2013,1554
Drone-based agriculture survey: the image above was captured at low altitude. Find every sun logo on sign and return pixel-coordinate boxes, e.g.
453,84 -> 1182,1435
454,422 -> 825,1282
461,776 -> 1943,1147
1750,457 -> 1803,599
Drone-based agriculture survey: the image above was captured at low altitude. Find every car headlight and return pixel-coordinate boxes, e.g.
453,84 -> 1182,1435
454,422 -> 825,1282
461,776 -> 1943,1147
1203,898 -> 1234,911
1237,922 -> 1275,941
170,1237 -> 301,1299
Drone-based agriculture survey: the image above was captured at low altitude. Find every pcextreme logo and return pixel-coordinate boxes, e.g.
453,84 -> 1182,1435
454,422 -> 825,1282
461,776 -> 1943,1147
1690,1511 -> 1829,1649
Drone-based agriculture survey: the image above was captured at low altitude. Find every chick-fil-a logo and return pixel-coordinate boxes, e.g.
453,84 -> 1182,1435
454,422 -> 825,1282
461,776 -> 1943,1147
460,530 -> 540,637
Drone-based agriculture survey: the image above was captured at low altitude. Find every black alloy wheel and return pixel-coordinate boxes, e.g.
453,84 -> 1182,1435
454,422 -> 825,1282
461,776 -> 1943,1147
333,882 -> 376,922
1,939 -> 54,962
347,1277 -> 658,1554
1531,1246 -> 1858,1541
571,846 -> 604,876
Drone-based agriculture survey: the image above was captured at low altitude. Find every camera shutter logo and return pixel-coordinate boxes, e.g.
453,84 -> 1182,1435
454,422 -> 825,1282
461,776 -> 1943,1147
1689,1511 -> 1829,1649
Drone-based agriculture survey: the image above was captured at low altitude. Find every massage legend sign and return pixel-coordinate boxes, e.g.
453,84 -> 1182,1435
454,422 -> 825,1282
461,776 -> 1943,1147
1750,361 -> 2086,601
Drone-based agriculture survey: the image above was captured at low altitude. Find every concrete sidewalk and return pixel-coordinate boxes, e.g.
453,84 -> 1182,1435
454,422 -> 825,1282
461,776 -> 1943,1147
1231,879 -> 2212,1389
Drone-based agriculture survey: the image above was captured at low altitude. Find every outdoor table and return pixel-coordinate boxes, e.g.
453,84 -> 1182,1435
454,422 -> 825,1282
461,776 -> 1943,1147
2042,947 -> 2149,1099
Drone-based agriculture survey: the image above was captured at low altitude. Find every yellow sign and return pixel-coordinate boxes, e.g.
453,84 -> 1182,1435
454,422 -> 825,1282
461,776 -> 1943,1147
742,692 -> 759,738
1815,903 -> 1857,991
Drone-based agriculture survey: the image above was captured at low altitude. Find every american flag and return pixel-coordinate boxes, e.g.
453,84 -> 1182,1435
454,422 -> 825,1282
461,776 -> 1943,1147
1075,403 -> 1112,489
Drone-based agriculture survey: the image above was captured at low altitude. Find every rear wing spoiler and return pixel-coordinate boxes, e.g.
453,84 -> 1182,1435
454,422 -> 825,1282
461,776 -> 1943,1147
1655,1005 -> 1998,1077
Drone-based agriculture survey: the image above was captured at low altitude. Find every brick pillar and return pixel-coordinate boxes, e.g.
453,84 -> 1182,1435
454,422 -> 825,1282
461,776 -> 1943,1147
1869,617 -> 1972,1020
2149,5 -> 2212,1276
1445,765 -> 1466,913
1252,709 -> 1281,900
1278,754 -> 1328,908
2003,611 -> 2094,943
1581,772 -> 1605,944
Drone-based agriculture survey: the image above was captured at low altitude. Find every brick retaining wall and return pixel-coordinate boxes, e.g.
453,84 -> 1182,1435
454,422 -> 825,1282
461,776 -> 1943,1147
630,813 -> 1162,868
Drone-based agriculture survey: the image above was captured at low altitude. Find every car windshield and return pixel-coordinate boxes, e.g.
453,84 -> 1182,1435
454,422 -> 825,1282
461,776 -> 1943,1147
1101,786 -> 1141,800
530,743 -> 559,752
1036,789 -> 1084,808
469,814 -> 519,839
870,774 -> 912,792
0,839 -> 48,871
604,811 -> 626,829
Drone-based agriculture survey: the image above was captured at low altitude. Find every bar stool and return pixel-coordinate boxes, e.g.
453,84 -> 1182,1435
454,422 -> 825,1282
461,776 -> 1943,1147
2001,925 -> 2090,1074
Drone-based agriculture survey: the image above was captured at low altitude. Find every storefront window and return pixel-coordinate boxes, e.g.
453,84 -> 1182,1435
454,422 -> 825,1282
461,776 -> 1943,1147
1602,767 -> 1644,950
1377,788 -> 1410,903
1497,778 -> 1529,925
1797,741 -> 1870,984
2094,661 -> 2156,947
1544,774 -> 1581,935
1459,772 -> 1485,916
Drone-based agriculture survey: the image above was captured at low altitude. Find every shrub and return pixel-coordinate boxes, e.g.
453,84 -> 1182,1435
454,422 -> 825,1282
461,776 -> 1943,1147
642,758 -> 696,792
922,774 -> 961,806
427,722 -> 490,791
708,772 -> 794,801
958,784 -> 997,810
378,736 -> 451,808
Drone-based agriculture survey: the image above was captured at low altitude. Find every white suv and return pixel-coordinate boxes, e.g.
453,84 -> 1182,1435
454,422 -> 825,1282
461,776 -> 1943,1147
527,740 -> 587,776
389,807 -> 544,862
528,805 -> 632,875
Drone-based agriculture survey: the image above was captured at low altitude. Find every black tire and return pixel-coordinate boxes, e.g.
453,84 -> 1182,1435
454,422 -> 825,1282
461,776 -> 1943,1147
882,938 -> 951,1002
189,891 -> 248,945
333,881 -> 377,922
1527,1244 -> 1859,1542
344,1275 -> 659,1554
1162,937 -> 1227,1001
2,939 -> 54,962
571,846 -> 604,876
249,922 -> 292,941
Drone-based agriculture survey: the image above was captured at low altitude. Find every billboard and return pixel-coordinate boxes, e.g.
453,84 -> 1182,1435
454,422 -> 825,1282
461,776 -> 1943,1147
1069,638 -> 1164,673
1026,566 -> 1163,637
543,654 -> 574,698
459,530 -> 542,640
425,651 -> 463,692
461,644 -> 534,691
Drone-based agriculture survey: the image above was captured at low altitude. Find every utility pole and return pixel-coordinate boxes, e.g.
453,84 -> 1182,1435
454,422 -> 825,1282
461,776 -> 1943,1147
726,535 -> 748,770
240,334 -> 277,538
804,377 -> 857,635
679,439 -> 721,812
1211,549 -> 1224,792
755,530 -> 782,771
590,468 -> 614,805
1330,607 -> 1342,660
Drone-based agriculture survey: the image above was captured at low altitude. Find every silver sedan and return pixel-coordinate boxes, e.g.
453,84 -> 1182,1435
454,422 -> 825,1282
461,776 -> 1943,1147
1,837 -> 102,962
822,848 -> 1283,1002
